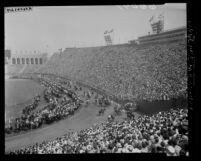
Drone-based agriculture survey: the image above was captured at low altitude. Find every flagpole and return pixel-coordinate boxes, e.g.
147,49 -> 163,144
112,29 -> 114,45
162,12 -> 165,32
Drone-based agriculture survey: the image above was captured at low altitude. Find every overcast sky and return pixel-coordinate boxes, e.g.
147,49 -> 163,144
5,4 -> 186,55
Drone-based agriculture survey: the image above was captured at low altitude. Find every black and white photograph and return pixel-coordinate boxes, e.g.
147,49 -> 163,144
4,4 -> 190,156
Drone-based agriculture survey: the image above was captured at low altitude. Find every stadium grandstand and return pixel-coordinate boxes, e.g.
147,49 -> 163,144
37,41 -> 187,101
5,35 -> 187,155
5,6 -> 189,155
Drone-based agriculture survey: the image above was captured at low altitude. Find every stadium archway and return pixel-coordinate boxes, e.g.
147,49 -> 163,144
11,53 -> 47,65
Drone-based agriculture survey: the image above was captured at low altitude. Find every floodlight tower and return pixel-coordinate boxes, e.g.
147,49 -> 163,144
149,13 -> 164,34
103,29 -> 114,46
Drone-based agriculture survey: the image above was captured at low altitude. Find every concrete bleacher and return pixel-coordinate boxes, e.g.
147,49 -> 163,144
5,40 -> 186,102
5,65 -> 25,75
22,65 -> 43,74
37,41 -> 187,101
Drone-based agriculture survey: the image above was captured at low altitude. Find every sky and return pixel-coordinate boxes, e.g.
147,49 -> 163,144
5,4 -> 186,55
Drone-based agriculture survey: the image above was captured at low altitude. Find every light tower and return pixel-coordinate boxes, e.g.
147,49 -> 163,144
104,29 -> 114,46
149,13 -> 164,34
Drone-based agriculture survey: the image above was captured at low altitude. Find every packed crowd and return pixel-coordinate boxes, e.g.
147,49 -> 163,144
86,43 -> 187,102
22,96 -> 40,115
37,42 -> 187,103
5,75 -> 113,135
7,108 -> 188,155
5,76 -> 84,135
5,42 -> 188,155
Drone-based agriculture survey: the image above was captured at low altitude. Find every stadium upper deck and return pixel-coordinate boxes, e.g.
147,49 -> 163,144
137,26 -> 186,45
9,53 -> 48,65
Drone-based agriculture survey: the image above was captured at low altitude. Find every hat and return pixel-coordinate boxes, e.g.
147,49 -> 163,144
87,145 -> 93,151
79,150 -> 85,153
120,139 -> 125,144
174,145 -> 182,155
126,145 -> 134,151
150,135 -> 154,140
132,148 -> 141,153
82,146 -> 87,150
122,148 -> 129,153
116,143 -> 122,148
117,148 -> 123,153
124,143 -> 129,148
182,135 -> 188,140
167,146 -> 175,154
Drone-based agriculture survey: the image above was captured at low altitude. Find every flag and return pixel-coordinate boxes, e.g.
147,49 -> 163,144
149,16 -> 154,22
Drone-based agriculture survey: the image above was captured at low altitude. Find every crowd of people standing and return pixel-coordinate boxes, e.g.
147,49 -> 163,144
5,74 -> 116,135
7,108 -> 188,155
5,75 -> 89,135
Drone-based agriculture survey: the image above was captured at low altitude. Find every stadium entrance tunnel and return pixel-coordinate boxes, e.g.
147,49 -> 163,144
135,97 -> 187,115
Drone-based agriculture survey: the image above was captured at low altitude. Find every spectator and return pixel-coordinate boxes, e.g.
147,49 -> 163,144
6,108 -> 188,155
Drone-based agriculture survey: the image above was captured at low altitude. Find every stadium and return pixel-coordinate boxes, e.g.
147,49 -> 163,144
5,5 -> 188,155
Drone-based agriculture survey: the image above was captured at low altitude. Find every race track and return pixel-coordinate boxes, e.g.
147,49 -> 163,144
5,102 -> 126,152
